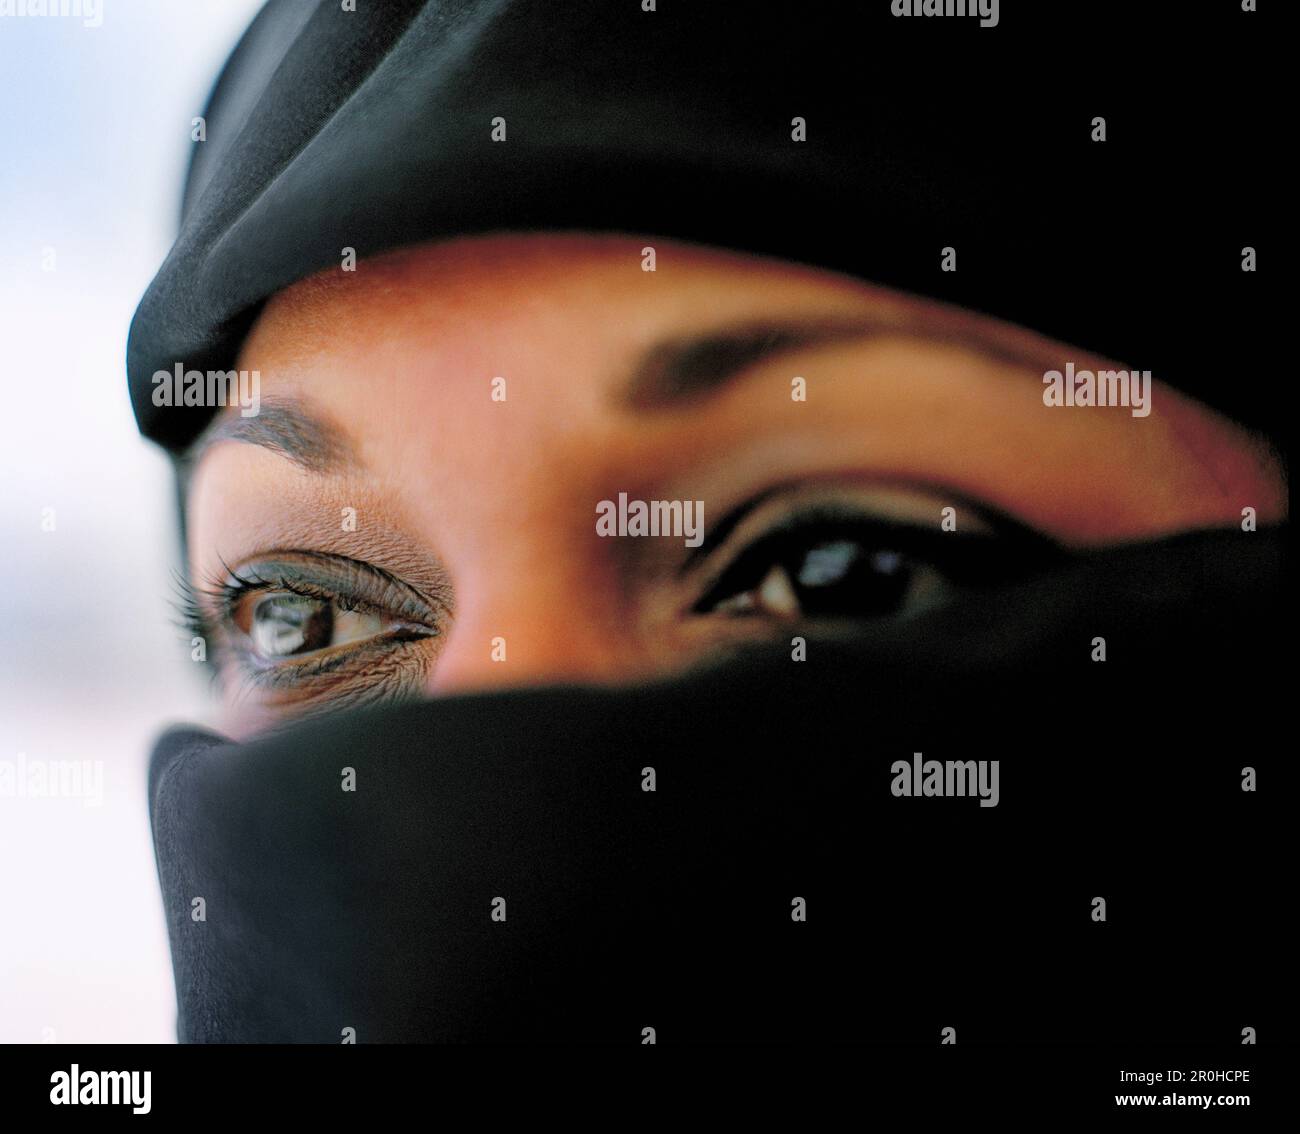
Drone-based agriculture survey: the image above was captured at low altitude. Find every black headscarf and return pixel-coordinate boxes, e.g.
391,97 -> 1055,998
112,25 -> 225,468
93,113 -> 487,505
133,1 -> 1287,1043
128,0 -> 1277,448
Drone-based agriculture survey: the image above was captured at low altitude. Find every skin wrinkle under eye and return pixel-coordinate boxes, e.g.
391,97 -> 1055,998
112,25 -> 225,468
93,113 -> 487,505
225,637 -> 438,728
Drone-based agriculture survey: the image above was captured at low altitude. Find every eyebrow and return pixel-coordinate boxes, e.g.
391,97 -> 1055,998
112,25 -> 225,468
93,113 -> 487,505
189,312 -> 1066,471
621,312 -> 1066,410
191,400 -> 356,473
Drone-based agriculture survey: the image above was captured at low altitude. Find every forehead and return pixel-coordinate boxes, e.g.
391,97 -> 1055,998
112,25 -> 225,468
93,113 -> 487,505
237,232 -> 898,381
209,230 -> 1119,484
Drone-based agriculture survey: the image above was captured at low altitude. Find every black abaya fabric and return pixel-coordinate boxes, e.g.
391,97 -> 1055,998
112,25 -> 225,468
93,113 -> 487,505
148,529 -> 1289,1044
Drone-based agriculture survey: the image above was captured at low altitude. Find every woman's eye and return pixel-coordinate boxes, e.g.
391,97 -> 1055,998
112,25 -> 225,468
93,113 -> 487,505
238,592 -> 389,660
691,506 -> 1054,623
176,554 -> 447,716
698,535 -> 946,620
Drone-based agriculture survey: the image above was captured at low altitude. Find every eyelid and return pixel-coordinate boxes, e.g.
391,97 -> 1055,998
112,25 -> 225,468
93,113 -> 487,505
680,482 -> 1012,573
215,552 -> 445,627
682,485 -> 982,575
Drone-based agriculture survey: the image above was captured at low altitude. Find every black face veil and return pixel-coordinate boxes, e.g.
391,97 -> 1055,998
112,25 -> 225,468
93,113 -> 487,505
131,1 -> 1286,1043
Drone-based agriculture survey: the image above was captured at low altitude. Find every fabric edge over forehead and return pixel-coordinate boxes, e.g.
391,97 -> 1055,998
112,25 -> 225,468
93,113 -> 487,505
127,0 -> 1275,454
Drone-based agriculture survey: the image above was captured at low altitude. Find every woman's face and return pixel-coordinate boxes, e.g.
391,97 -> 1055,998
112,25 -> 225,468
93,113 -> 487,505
184,232 -> 1285,737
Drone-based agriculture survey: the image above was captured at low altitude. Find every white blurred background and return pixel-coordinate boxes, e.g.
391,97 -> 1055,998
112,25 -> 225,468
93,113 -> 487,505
0,0 -> 266,1043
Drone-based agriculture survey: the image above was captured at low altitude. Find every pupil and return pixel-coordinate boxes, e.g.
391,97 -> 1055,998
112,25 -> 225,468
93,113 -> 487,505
252,595 -> 334,657
791,540 -> 914,617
